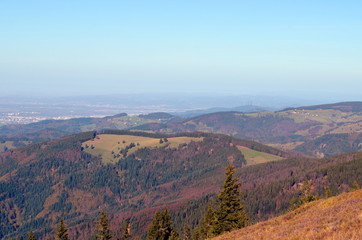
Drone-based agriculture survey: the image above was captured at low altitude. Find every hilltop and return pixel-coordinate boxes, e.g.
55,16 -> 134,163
213,189 -> 362,240
286,101 -> 362,112
0,130 -> 286,239
133,102 -> 362,157
1,101 -> 362,157
1,129 -> 362,239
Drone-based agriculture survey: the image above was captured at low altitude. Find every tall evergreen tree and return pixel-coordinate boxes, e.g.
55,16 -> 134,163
147,208 -> 173,240
120,220 -> 130,240
56,219 -> 69,240
96,210 -> 113,240
212,164 -> 247,235
169,230 -> 180,240
27,231 -> 36,240
182,225 -> 192,240
351,181 -> 360,191
324,185 -> 332,198
192,226 -> 201,240
298,180 -> 318,205
199,204 -> 215,239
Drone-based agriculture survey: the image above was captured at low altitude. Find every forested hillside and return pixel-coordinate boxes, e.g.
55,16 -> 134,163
0,131 -> 249,239
1,102 -> 362,157
1,130 -> 361,239
0,114 -> 171,148
133,102 -> 362,157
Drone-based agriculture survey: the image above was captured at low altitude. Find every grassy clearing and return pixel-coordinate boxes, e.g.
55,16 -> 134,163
212,189 -> 362,240
0,141 -> 15,152
237,146 -> 283,165
83,134 -> 203,164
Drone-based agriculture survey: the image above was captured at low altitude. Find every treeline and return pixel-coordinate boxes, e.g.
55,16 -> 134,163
17,162 -> 361,240
0,132 -> 246,238
239,151 -> 362,222
132,111 -> 317,143
17,164 -> 248,240
295,132 -> 362,157
1,131 -> 362,239
99,130 -> 286,157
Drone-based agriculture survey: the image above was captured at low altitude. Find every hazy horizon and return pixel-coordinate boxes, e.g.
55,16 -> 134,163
1,1 -> 361,100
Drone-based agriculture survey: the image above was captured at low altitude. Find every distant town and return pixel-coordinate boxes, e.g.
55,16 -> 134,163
0,112 -> 107,125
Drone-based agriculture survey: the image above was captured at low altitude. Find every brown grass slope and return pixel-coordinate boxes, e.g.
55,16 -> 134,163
213,189 -> 362,240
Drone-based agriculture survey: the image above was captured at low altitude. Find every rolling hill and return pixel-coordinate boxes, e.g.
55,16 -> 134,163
213,189 -> 362,240
1,102 -> 362,157
133,102 -> 362,157
0,130 -> 287,239
173,105 -> 267,118
0,113 -> 180,152
1,129 -> 362,239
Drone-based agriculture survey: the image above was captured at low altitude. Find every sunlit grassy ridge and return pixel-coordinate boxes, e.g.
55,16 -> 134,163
83,134 -> 203,163
0,141 -> 14,152
0,140 -> 30,153
83,134 -> 283,165
237,146 -> 283,165
213,189 -> 362,240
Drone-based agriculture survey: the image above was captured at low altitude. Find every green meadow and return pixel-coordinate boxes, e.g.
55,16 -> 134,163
83,134 -> 203,164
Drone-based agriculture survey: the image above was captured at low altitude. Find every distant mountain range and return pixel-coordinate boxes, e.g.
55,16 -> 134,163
1,101 -> 362,158
284,101 -> 362,112
172,105 -> 268,118
134,102 -> 362,157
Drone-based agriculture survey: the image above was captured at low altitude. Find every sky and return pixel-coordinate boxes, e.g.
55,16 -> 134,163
1,1 -> 361,100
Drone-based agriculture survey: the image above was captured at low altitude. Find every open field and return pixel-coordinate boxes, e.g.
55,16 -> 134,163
213,189 -> 362,240
237,146 -> 284,165
0,141 -> 15,152
83,134 -> 203,163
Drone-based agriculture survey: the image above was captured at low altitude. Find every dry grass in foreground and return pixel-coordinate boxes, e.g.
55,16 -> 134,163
213,189 -> 362,240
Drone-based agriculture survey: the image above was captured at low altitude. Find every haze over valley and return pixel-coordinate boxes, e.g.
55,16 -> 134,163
1,1 -> 362,239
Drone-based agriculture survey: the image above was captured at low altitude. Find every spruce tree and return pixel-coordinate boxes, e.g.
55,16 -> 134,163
298,180 -> 318,205
182,225 -> 192,240
199,204 -> 215,239
351,181 -> 360,191
120,220 -> 130,240
212,164 -> 247,235
192,226 -> 201,240
27,231 -> 36,240
324,185 -> 332,198
289,197 -> 298,211
56,219 -> 69,240
96,210 -> 113,240
169,230 -> 180,240
147,208 -> 173,240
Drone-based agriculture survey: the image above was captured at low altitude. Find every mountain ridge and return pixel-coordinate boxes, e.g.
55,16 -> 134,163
1,130 -> 362,238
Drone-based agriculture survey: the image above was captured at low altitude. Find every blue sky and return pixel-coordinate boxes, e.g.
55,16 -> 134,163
1,1 -> 361,99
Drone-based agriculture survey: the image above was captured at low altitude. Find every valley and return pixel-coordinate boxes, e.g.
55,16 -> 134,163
0,102 -> 361,239
3,2 -> 361,239
0,128 -> 361,239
